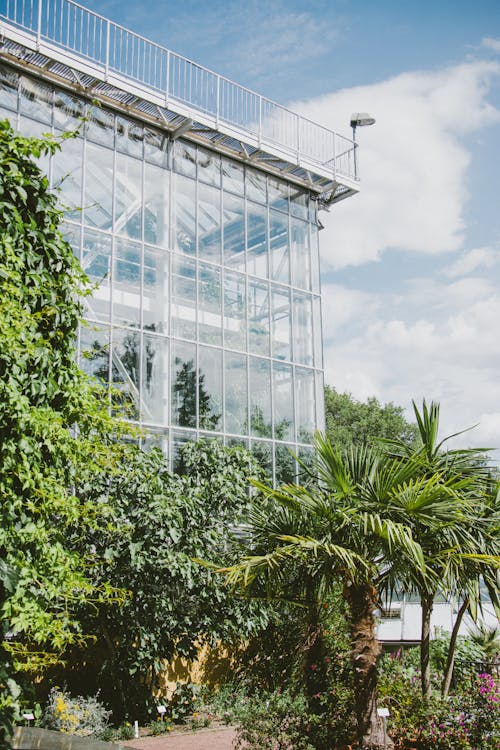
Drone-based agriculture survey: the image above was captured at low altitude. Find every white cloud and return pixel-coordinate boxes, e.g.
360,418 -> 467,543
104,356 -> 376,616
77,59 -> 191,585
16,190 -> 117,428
443,246 -> 500,278
322,261 -> 500,453
295,61 -> 500,270
482,37 -> 500,53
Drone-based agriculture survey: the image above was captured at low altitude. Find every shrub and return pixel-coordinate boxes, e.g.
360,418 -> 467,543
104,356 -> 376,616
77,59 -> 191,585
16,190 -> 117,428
41,688 -> 110,737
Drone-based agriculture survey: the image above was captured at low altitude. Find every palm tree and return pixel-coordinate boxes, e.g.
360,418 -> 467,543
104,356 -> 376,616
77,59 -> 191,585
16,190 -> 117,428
221,435 -> 427,749
381,400 -> 499,698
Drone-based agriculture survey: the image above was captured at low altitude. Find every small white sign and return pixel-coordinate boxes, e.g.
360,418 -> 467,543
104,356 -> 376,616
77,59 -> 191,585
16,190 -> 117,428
377,707 -> 390,718
22,713 -> 35,721
157,705 -> 167,715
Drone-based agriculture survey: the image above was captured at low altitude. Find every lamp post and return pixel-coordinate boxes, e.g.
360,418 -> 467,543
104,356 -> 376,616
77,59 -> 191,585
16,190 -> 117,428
350,112 -> 376,179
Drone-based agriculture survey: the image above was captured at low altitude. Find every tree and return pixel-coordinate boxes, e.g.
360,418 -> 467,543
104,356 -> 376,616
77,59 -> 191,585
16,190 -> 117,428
0,120 -> 126,743
382,400 -> 500,699
325,386 -> 419,451
58,439 -> 269,720
220,433 -> 428,749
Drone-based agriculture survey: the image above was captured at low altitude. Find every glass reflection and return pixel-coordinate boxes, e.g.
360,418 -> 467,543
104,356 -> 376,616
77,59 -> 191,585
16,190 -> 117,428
198,263 -> 222,345
172,256 -> 196,340
222,158 -> 244,195
53,90 -> 84,131
290,186 -> 308,220
79,325 -> 110,385
84,143 -> 113,230
111,327 -> 140,419
295,367 -> 315,444
246,168 -> 266,203
143,245 -> 169,334
116,115 -> 143,158
115,152 -> 142,240
275,444 -> 296,485
223,193 -> 245,270
173,140 -> 196,178
173,174 -> 196,255
247,201 -> 267,277
144,127 -> 170,167
142,334 -> 169,425
198,346 -> 222,430
310,223 -> 321,294
249,357 -> 272,438
113,238 -> 141,328
224,271 -> 246,351
171,341 -> 196,428
52,134 -> 83,219
197,147 -> 220,187
292,292 -> 313,366
19,76 -> 52,124
313,296 -> 323,368
144,162 -> 169,248
273,362 -> 294,440
225,352 -> 248,435
290,218 -> 311,291
268,176 -> 288,213
271,287 -> 291,360
0,65 -> 18,111
198,184 -> 221,262
251,440 -> 272,481
269,209 -> 289,284
81,229 -> 111,322
248,280 -> 270,356
86,104 -> 114,148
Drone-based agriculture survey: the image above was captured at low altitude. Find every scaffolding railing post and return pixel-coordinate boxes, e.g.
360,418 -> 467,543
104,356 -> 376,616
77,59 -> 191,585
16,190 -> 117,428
104,18 -> 110,79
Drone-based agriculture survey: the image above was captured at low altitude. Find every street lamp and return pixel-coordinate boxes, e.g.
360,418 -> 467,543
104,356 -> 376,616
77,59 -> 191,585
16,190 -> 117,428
350,112 -> 376,179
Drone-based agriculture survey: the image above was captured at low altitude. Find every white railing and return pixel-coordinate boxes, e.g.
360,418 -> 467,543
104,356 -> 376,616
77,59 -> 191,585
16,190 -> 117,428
0,0 -> 356,181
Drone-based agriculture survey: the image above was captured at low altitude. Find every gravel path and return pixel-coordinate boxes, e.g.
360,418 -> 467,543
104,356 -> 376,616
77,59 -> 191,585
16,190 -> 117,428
122,727 -> 237,750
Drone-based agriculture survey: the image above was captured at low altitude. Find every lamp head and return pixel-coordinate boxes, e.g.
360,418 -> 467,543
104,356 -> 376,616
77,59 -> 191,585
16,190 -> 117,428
350,112 -> 376,128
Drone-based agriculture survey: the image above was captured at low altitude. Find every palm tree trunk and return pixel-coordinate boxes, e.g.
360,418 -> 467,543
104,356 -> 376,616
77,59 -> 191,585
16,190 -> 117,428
345,582 -> 391,749
441,597 -> 468,698
420,594 -> 433,699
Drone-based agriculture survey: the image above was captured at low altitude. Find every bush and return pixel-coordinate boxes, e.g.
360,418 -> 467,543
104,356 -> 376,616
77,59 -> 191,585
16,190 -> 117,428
41,688 -> 111,737
233,691 -> 316,750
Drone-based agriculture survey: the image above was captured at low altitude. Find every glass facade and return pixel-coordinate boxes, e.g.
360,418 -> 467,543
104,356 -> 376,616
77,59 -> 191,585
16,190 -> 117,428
0,63 -> 324,480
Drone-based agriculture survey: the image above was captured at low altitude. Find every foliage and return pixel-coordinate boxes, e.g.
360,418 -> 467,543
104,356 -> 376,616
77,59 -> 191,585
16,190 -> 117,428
324,386 -> 419,450
0,120 -> 129,745
166,682 -> 201,724
51,439 -> 269,721
469,623 -> 500,659
147,718 -> 173,735
232,691 -> 316,750
41,688 -> 110,737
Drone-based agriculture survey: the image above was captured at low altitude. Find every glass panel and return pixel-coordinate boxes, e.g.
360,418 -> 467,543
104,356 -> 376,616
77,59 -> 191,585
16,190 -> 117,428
51,134 -> 83,219
172,174 -> 196,255
224,271 -> 246,351
173,140 -> 196,178
273,362 -> 294,440
198,184 -> 221,263
249,357 -> 272,438
116,115 -> 144,158
275,444 -> 296,485
310,223 -> 321,294
19,76 -> 52,124
53,90 -> 84,131
79,324 -> 110,384
113,238 -> 142,328
295,367 -> 315,444
198,346 -> 222,431
198,147 -> 220,187
172,256 -> 196,340
144,127 -> 170,167
225,352 -> 248,435
268,176 -> 288,213
172,430 -> 195,473
143,245 -> 169,335
291,218 -> 311,290
61,222 -> 81,261
271,287 -> 291,361
246,168 -> 266,203
141,427 -> 169,455
250,440 -> 272,480
114,152 -> 142,240
316,371 -> 326,432
222,158 -> 244,195
290,186 -> 308,220
269,209 -> 289,284
0,65 -> 18,111
84,143 -> 113,230
144,162 -> 170,248
86,105 -> 114,148
248,280 -> 270,356
246,202 -> 267,278
198,263 -> 222,345
292,292 -> 314,366
171,341 -> 197,428
223,193 -> 245,271
81,229 -> 112,322
313,296 -> 323,368
111,327 -> 140,420
142,334 -> 169,426
297,446 -> 315,481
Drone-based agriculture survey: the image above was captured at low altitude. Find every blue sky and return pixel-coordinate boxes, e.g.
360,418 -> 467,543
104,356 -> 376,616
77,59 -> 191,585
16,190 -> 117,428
85,0 -> 500,450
